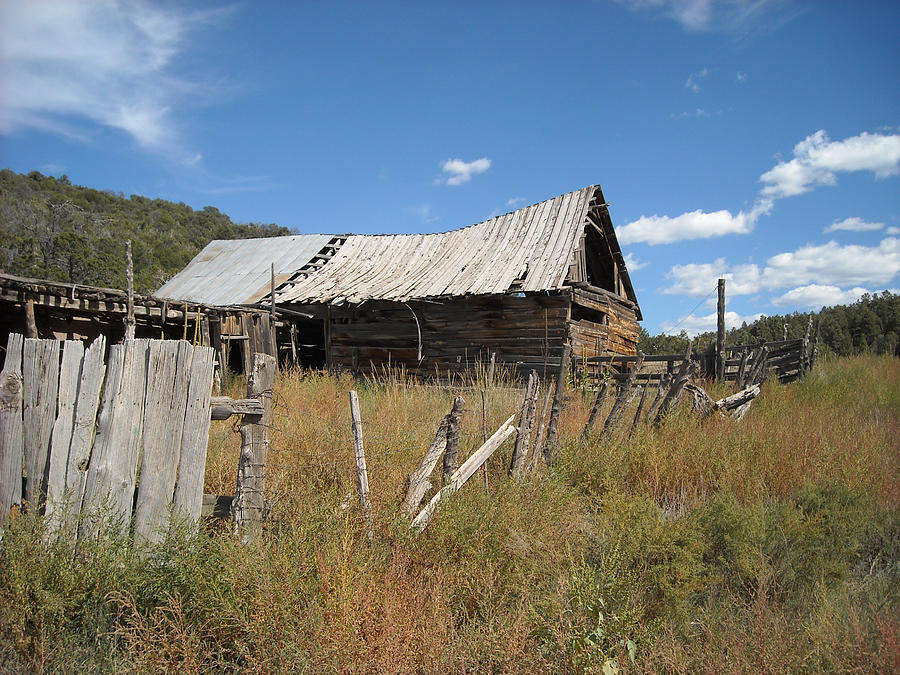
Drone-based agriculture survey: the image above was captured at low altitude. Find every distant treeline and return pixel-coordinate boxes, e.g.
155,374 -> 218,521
639,291 -> 899,358
0,169 -> 290,294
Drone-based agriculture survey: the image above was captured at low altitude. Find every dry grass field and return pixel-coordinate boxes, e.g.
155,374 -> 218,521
1,354 -> 898,672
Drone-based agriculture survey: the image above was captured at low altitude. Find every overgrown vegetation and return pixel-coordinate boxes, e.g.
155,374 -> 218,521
1,356 -> 898,672
640,290 -> 900,358
0,169 -> 290,293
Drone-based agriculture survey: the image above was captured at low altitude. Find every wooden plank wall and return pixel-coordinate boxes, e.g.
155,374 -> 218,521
327,294 -> 573,377
0,334 -> 215,542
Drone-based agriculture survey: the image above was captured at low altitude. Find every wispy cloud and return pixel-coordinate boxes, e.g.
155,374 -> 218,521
407,204 -> 440,224
824,217 -> 884,234
888,226 -> 900,236
440,157 -> 492,186
685,67 -> 709,92
670,108 -> 721,119
736,70 -> 748,82
0,1 -> 227,163
616,0 -> 780,33
663,237 -> 900,297
759,130 -> 900,199
507,197 -> 526,208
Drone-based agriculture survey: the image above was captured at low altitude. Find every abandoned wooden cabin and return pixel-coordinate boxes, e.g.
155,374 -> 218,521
158,185 -> 642,377
0,272 -> 276,375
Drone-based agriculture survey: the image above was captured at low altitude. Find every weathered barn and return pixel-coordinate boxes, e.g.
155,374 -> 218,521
158,185 -> 641,377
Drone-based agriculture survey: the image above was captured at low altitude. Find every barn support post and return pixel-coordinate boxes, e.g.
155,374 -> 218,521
716,278 -> 726,383
24,298 -> 38,339
124,240 -> 135,340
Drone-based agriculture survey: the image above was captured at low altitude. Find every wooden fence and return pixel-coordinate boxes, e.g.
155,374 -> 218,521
0,333 -> 216,543
587,328 -> 818,387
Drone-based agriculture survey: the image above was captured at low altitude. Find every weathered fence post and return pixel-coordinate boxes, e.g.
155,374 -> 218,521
603,350 -> 645,437
627,384 -> 650,439
441,396 -> 465,484
411,414 -> 517,533
654,340 -> 693,425
716,278 -> 726,383
581,380 -> 610,443
349,390 -> 374,541
232,353 -> 276,542
0,334 -> 24,526
542,341 -> 571,465
509,371 -> 539,477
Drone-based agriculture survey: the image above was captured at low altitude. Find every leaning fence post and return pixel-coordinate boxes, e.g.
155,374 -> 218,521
441,396 -> 465,484
654,340 -> 693,426
509,371 -> 539,477
581,380 -> 610,443
543,340 -> 571,466
349,390 -> 374,541
232,353 -> 276,542
603,351 -> 645,437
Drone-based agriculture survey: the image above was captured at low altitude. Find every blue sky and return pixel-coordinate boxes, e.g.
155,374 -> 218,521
1,0 -> 898,334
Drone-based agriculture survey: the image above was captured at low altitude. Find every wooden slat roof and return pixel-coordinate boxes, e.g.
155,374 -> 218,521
277,186 -> 600,304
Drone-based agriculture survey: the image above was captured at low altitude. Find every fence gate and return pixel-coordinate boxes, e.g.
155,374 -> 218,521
0,333 -> 215,544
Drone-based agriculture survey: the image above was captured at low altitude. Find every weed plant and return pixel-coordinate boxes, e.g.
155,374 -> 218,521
1,355 -> 897,672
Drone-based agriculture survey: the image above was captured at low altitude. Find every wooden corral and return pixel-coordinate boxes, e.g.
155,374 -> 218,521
160,185 -> 643,377
0,272 -> 276,376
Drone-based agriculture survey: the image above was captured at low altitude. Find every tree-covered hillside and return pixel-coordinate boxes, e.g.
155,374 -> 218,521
0,170 -> 290,294
639,291 -> 899,358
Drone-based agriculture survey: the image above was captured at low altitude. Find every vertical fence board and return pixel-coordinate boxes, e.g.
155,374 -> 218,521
133,341 -> 193,545
44,340 -> 85,523
79,343 -> 125,539
173,346 -> 215,525
0,333 -> 25,525
23,338 -> 59,506
63,336 -> 107,519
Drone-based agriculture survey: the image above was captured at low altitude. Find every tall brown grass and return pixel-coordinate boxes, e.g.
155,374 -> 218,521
1,354 -> 897,672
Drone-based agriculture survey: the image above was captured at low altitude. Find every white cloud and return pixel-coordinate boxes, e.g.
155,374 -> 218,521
440,157 -> 491,186
685,67 -> 709,92
663,258 -> 761,296
736,71 -> 748,82
761,238 -> 899,289
887,226 -> 900,235
759,130 -> 900,199
771,285 -> 873,309
660,310 -> 763,337
663,237 -> 900,297
0,1 -> 223,162
823,217 -> 884,234
616,205 -> 763,245
623,252 -> 649,271
507,197 -> 526,208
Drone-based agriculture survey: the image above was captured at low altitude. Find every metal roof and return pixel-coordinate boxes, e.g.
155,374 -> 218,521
156,234 -> 334,306
276,186 -> 599,305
